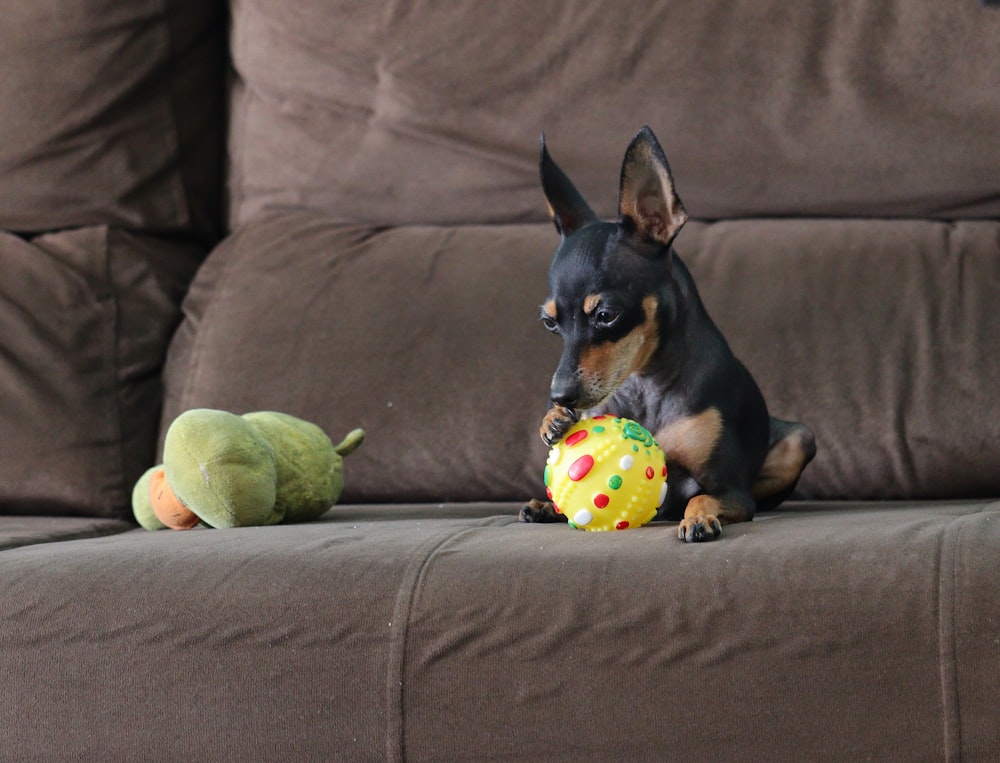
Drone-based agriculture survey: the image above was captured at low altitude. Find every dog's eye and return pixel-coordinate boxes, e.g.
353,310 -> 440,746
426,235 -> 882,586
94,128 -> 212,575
541,316 -> 560,333
595,308 -> 620,328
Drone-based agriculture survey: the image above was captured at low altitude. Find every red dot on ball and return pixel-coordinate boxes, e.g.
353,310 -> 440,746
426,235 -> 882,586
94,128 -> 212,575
568,455 -> 595,481
615,520 -> 630,530
645,466 -> 655,479
545,487 -> 553,500
593,493 -> 610,509
662,465 -> 668,477
565,430 -> 588,447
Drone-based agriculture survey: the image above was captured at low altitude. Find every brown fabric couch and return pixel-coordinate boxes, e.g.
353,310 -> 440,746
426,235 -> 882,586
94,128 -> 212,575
2,1 -> 999,760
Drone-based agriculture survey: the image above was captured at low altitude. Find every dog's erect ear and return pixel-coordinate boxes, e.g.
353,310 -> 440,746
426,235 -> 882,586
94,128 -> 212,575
539,134 -> 598,238
618,126 -> 688,247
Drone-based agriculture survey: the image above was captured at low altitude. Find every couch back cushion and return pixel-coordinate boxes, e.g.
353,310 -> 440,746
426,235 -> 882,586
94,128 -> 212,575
0,230 -> 202,518
0,0 -> 227,518
0,0 -> 226,238
162,214 -> 1000,503
228,0 -> 1000,228
163,215 -> 557,503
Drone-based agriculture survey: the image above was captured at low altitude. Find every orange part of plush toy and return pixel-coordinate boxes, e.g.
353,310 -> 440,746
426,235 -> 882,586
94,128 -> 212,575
149,468 -> 200,530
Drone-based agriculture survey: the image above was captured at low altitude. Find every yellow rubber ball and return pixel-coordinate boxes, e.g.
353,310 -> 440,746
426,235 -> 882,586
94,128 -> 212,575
544,416 -> 668,531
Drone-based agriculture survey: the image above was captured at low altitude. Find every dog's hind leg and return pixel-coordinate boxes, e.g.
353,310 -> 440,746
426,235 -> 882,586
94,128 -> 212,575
751,417 -> 817,511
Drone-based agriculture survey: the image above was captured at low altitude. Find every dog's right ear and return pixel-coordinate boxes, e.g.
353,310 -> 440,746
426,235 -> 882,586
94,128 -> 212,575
539,134 -> 597,238
618,126 -> 687,247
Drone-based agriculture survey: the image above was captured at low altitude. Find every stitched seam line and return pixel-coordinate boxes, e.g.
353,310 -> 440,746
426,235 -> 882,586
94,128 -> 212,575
384,525 -> 480,762
938,518 -> 962,762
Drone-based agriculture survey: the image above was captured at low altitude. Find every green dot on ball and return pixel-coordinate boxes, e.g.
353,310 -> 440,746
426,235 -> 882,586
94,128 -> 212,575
608,475 -> 623,490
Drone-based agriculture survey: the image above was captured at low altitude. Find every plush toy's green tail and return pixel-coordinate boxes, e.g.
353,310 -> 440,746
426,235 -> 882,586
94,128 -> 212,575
335,428 -> 365,457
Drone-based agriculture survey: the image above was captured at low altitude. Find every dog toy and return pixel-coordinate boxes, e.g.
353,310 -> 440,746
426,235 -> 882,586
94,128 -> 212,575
132,409 -> 364,530
544,416 -> 667,531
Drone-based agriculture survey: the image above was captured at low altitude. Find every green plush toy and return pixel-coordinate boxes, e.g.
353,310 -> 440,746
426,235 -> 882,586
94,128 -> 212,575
132,409 -> 364,530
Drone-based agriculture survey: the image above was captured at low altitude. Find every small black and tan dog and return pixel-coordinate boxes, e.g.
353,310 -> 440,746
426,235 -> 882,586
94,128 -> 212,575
520,126 -> 816,541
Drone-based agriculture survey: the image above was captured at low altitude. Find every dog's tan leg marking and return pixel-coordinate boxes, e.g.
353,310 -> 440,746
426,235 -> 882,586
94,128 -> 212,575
655,407 -> 723,474
677,493 -> 749,542
677,495 -> 723,541
751,425 -> 815,501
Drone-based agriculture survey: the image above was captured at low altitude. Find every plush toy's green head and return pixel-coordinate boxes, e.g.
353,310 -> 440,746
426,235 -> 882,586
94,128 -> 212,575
132,409 -> 364,530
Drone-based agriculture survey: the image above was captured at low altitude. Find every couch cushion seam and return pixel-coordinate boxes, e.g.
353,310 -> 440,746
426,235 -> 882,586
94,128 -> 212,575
383,523 -> 483,762
938,517 -> 963,762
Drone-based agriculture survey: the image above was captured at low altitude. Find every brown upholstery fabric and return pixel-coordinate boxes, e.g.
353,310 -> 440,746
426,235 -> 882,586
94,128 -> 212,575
229,0 -> 1000,227
2,500 -> 998,760
0,516 -> 133,551
682,219 -> 1000,501
0,229 -> 202,518
163,213 -> 558,503
163,213 -> 1000,504
3,0 -> 998,760
0,0 -> 226,237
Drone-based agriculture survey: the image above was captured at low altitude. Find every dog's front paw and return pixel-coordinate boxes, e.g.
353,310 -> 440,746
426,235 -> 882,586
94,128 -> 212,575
678,495 -> 728,542
519,499 -> 568,524
540,405 -> 578,446
677,514 -> 722,543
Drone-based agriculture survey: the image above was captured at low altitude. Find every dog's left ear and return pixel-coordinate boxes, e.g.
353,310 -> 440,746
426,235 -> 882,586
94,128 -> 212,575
539,134 -> 598,238
618,126 -> 688,247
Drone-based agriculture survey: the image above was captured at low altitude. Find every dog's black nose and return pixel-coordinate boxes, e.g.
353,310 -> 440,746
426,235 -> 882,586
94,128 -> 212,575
550,379 -> 579,410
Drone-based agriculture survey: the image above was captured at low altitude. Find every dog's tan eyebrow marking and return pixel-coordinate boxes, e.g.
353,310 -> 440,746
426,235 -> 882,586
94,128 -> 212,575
542,299 -> 557,319
583,294 -> 602,315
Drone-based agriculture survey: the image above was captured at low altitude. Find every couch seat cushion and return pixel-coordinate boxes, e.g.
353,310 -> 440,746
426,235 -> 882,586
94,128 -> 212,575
1,500 -> 997,760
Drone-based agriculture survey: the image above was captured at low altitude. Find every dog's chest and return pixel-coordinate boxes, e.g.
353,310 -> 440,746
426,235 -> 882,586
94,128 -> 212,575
596,380 -> 720,473
653,408 -> 723,473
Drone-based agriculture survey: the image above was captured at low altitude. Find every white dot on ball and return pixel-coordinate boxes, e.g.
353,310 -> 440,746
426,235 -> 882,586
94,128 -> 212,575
548,446 -> 561,465
619,455 -> 634,471
573,509 -> 594,526
658,481 -> 668,507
